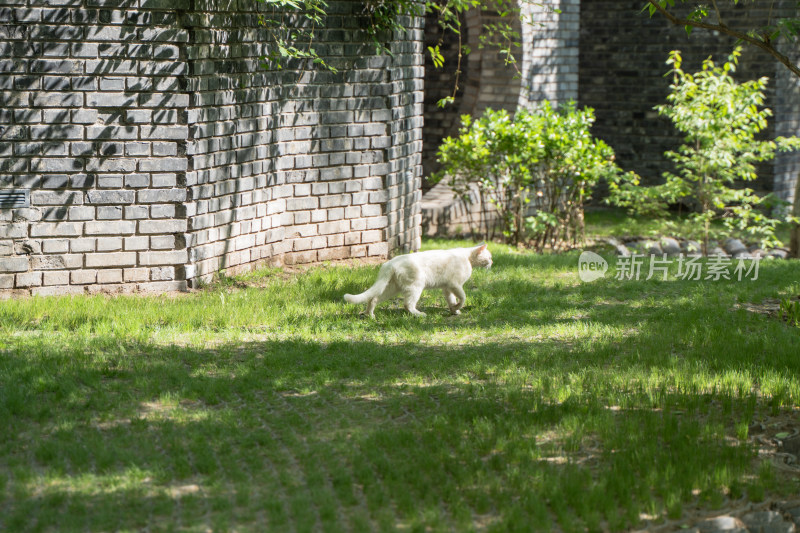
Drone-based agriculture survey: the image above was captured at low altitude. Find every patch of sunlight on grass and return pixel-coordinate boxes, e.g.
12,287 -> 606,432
27,467 -> 152,497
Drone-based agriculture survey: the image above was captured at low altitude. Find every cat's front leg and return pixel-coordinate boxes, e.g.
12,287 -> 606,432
443,289 -> 460,315
451,285 -> 466,314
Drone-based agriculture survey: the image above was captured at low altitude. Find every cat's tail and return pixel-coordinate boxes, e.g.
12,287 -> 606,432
344,273 -> 390,304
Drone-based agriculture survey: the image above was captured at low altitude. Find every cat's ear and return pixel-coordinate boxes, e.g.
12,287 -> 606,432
475,243 -> 487,253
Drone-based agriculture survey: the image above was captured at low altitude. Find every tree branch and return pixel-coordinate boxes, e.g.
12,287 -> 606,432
647,0 -> 800,79
710,0 -> 723,26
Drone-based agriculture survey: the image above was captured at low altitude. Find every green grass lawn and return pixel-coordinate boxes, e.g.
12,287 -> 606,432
1,234 -> 799,532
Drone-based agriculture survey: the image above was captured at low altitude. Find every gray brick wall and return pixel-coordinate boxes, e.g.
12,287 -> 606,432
422,0 -> 798,205
0,0 -> 424,296
579,0 -> 800,198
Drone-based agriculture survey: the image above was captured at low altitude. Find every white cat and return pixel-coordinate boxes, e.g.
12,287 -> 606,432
344,244 -> 492,318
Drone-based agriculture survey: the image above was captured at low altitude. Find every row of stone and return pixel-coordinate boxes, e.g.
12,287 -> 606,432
609,237 -> 791,260
679,502 -> 800,533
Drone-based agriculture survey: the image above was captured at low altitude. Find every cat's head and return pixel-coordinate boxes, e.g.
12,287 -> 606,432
471,243 -> 492,269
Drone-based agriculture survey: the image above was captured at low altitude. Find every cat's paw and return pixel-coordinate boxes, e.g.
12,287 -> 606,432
450,309 -> 461,316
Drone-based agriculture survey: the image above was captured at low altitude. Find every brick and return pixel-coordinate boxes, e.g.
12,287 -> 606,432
15,240 -> 41,255
87,126 -> 138,140
32,92 -> 82,107
124,142 -> 150,156
320,194 -> 351,208
97,269 -> 123,284
0,224 -> 26,239
150,235 -> 175,249
43,270 -> 69,286
138,250 -> 187,265
361,230 -> 382,243
87,190 -> 135,204
71,270 -> 97,285
41,239 -> 69,253
367,216 -> 389,229
318,220 -> 350,235
31,159 -> 83,172
137,189 -> 186,203
70,238 -> 95,253
349,244 -> 367,258
71,109 -> 98,123
368,242 -> 389,256
150,266 -> 175,281
31,191 -> 83,206
125,109 -> 152,124
138,219 -> 187,234
86,92 -> 136,108
136,280 -> 187,293
286,197 -> 318,211
151,174 -> 177,188
0,257 -> 28,272
139,158 -> 187,172
86,159 -> 136,172
124,236 -> 150,251
318,247 -> 350,261
97,206 -> 123,220
32,286 -> 86,296
96,237 -> 123,252
16,272 -> 43,287
41,175 -> 69,189
30,223 -> 82,237
125,174 -> 150,188
124,267 -> 149,282
0,273 -> 14,289
149,204 -> 176,218
284,250 -> 317,265
141,125 -> 188,140
85,221 -> 136,235
152,142 -> 177,156
85,252 -> 136,267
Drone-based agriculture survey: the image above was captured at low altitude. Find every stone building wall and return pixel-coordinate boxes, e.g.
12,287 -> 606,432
518,0 -> 579,108
773,43 -> 800,205
0,0 -> 423,297
421,1 -> 579,186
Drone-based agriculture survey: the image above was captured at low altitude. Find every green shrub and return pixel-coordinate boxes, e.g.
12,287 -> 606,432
435,102 -> 631,249
608,47 -> 800,252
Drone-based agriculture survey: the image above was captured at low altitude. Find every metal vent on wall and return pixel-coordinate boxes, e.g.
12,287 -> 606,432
0,190 -> 30,209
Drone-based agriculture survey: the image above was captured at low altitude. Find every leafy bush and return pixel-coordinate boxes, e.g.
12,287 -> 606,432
608,48 -> 800,252
434,102 -> 631,249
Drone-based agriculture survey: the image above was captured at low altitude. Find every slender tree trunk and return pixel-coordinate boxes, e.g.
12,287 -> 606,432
791,176 -> 800,258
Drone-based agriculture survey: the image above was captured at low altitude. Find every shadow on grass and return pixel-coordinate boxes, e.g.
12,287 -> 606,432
0,330 -> 796,530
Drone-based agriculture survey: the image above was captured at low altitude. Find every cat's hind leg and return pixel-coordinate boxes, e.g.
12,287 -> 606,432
442,289 -> 460,315
364,282 -> 399,318
402,284 -> 426,316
